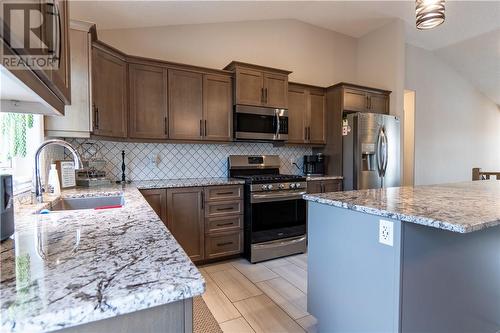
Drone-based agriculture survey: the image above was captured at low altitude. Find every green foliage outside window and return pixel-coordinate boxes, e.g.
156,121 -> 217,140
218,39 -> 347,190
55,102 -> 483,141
1,113 -> 34,160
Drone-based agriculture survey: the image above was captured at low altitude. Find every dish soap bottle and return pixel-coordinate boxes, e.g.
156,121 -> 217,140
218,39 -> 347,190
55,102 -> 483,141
47,163 -> 61,195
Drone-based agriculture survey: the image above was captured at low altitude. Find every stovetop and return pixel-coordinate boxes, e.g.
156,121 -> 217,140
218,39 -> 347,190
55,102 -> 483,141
234,174 -> 306,184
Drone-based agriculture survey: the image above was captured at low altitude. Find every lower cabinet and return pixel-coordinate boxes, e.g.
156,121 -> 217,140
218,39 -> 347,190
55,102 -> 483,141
307,179 -> 343,194
141,185 -> 243,263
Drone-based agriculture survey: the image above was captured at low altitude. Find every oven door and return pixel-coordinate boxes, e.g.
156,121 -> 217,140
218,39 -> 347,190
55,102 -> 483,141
250,191 -> 306,243
234,105 -> 288,141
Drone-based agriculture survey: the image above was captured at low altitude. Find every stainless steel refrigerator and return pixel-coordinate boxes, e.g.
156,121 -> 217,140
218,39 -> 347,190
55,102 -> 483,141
343,112 -> 400,190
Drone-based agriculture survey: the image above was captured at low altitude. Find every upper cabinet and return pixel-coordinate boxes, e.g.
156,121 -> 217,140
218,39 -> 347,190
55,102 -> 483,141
287,83 -> 326,145
91,43 -> 128,138
337,83 -> 391,114
168,69 -> 204,140
129,63 -> 168,139
0,0 -> 71,114
203,74 -> 232,141
45,21 -> 94,138
224,61 -> 290,109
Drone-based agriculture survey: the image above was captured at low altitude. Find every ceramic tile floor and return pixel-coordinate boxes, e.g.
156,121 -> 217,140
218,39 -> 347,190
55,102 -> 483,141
198,253 -> 318,333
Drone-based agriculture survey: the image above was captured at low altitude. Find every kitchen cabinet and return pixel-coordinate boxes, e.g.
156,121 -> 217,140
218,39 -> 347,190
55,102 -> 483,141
129,64 -> 168,139
168,69 -> 203,140
140,189 -> 167,225
340,83 -> 390,114
287,83 -> 326,145
91,43 -> 128,138
166,187 -> 205,262
45,21 -> 94,138
203,74 -> 232,141
224,61 -> 290,109
0,0 -> 71,114
307,179 -> 342,194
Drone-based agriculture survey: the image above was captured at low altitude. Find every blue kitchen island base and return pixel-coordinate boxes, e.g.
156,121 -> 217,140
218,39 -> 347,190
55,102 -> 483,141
307,202 -> 500,333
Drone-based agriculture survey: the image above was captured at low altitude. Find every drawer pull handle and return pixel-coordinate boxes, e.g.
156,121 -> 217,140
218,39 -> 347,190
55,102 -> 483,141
217,241 -> 233,246
216,191 -> 235,195
216,207 -> 234,211
216,222 -> 234,226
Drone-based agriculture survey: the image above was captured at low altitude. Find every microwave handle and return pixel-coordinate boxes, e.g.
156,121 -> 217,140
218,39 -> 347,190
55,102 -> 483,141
275,110 -> 280,138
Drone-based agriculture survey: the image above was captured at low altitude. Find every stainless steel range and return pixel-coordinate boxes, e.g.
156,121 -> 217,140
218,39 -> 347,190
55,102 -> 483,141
229,155 -> 307,263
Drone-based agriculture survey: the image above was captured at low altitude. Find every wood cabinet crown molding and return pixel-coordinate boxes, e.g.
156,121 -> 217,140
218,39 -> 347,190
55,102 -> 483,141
224,61 -> 292,75
329,82 -> 392,95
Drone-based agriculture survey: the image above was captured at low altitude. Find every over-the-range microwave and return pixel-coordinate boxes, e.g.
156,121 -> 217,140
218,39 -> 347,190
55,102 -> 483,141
234,105 -> 288,142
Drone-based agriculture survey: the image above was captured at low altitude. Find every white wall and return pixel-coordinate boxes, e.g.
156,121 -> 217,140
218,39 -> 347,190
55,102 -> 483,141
356,19 -> 406,118
405,44 -> 500,185
99,19 -> 357,86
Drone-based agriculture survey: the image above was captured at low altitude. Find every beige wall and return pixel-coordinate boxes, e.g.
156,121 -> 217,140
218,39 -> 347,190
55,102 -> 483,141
405,44 -> 500,185
98,19 -> 357,86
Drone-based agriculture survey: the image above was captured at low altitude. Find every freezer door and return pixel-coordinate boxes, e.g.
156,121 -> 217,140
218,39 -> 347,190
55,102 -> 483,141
382,115 -> 400,187
355,113 -> 382,190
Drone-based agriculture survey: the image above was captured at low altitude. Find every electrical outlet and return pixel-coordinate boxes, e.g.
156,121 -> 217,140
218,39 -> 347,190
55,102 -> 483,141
379,220 -> 393,246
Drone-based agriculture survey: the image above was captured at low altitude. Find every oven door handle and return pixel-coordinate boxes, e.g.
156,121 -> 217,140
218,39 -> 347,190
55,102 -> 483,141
251,191 -> 306,203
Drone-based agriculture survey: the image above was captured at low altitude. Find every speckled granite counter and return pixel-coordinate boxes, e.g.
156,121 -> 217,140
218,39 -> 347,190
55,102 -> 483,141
1,183 -> 206,333
303,180 -> 500,233
133,177 -> 245,189
306,175 -> 343,181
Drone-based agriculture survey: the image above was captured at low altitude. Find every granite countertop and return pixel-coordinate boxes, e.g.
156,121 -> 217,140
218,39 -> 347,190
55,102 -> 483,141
1,182 -> 207,333
306,175 -> 343,181
303,181 -> 500,233
133,177 -> 245,189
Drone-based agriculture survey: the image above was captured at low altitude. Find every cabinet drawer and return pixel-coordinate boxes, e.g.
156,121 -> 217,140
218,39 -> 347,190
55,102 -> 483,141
205,200 -> 243,218
206,215 -> 243,234
205,231 -> 243,259
205,185 -> 243,202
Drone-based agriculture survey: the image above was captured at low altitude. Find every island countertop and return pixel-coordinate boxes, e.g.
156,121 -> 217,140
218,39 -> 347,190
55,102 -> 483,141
303,180 -> 500,233
1,183 -> 207,333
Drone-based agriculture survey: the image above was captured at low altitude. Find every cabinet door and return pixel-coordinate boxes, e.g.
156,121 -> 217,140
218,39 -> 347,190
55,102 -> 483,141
322,180 -> 342,193
140,189 -> 167,225
92,47 -> 127,137
50,0 -> 71,103
264,73 -> 288,108
166,187 -> 204,262
129,64 -> 168,139
343,89 -> 367,112
368,93 -> 389,114
307,180 -> 323,194
287,85 -> 307,144
203,74 -> 232,141
235,68 -> 264,107
308,89 -> 326,145
168,69 -> 203,140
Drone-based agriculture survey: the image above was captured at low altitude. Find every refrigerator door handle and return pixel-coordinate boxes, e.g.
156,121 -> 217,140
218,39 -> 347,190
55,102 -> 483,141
382,128 -> 388,177
376,127 -> 383,177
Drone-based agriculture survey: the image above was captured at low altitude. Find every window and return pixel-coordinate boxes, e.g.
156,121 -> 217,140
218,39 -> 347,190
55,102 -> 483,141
0,112 -> 43,194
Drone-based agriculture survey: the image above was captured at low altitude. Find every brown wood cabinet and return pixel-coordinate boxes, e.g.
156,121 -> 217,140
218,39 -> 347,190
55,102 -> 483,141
166,187 -> 205,262
287,83 -> 326,145
307,179 -> 342,194
92,44 -> 127,138
225,61 -> 290,109
340,83 -> 390,114
168,69 -> 204,140
140,189 -> 167,225
129,64 -> 168,139
203,74 -> 232,141
49,0 -> 71,104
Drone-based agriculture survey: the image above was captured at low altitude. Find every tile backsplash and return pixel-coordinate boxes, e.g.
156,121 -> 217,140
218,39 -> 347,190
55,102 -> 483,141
64,139 -> 312,181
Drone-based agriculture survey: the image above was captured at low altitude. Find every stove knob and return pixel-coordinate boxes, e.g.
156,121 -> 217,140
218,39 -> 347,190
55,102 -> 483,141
295,183 -> 302,189
279,184 -> 285,189
289,183 -> 296,189
261,185 -> 268,191
267,184 -> 274,190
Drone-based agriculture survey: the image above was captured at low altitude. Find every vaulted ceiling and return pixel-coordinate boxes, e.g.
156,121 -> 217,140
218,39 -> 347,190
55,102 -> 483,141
71,1 -> 500,104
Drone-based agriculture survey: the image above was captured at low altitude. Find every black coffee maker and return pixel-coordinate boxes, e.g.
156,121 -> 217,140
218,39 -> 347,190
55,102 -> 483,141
303,154 -> 326,176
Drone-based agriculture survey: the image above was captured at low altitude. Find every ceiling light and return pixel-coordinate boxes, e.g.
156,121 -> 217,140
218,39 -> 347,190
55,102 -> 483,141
415,0 -> 445,30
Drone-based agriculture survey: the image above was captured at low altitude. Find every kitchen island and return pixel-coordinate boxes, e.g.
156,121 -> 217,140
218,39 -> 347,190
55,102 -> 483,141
303,181 -> 500,333
0,182 -> 214,333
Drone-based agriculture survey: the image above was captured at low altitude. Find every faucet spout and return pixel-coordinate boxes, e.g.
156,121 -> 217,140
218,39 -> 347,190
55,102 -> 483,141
34,139 -> 83,203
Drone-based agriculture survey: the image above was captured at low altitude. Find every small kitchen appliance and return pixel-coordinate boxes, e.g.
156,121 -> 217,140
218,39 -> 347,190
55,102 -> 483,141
233,105 -> 288,142
229,155 -> 307,263
303,154 -> 326,176
1,174 -> 14,241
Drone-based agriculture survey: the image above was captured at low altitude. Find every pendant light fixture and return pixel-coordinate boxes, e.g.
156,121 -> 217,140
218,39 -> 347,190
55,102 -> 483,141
415,0 -> 446,30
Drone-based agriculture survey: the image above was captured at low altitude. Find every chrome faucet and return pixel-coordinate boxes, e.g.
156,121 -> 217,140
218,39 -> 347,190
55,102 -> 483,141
33,139 -> 83,203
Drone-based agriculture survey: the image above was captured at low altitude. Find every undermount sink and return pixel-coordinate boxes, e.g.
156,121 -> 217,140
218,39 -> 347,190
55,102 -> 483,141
49,195 -> 125,212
